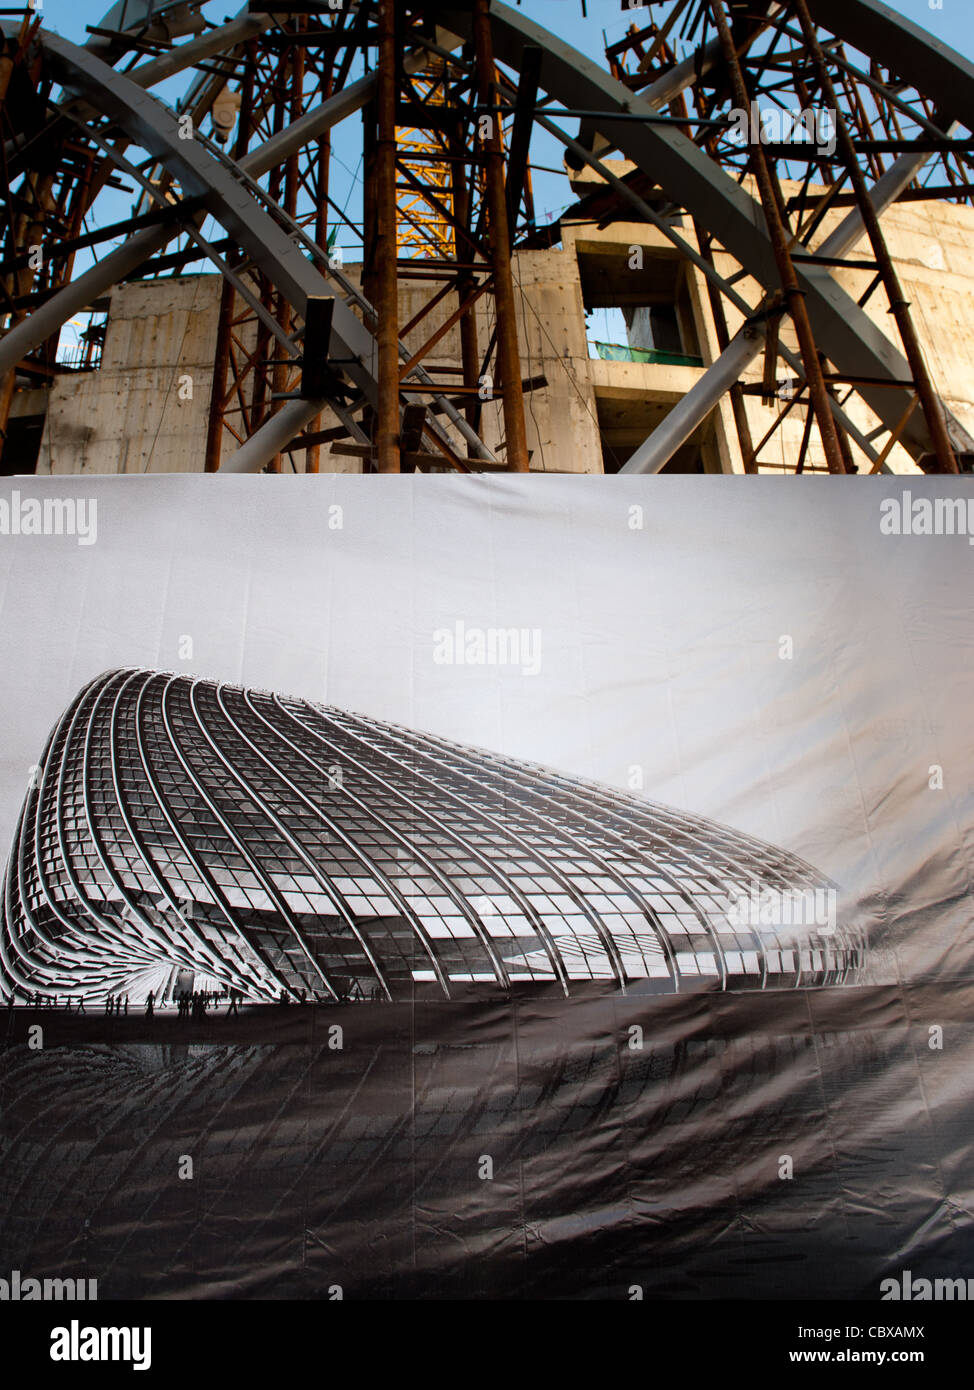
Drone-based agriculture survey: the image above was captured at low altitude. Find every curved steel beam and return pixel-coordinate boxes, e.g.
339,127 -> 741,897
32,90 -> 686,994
806,0 -> 974,134
0,33 -> 380,409
38,30 -> 378,393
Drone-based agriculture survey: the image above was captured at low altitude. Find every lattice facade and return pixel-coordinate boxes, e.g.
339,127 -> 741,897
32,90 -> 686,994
1,668 -> 864,1001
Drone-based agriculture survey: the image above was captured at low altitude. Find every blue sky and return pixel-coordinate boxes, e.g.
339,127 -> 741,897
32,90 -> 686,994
33,0 -> 974,61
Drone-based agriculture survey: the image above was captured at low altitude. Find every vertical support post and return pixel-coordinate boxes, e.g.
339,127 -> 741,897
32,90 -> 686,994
0,367 -> 15,465
269,25 -> 306,474
375,0 -> 400,473
791,0 -> 958,474
451,150 -> 481,430
265,42 -> 291,473
308,58 -> 336,475
204,280 -> 234,472
205,40 -> 254,472
708,0 -> 846,474
472,0 -> 529,471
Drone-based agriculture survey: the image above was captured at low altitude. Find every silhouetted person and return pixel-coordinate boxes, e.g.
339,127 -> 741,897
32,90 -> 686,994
227,988 -> 239,1016
145,990 -> 155,1017
77,995 -> 85,1014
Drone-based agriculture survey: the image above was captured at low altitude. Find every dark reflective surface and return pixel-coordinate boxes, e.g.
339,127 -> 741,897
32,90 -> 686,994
1,985 -> 972,1299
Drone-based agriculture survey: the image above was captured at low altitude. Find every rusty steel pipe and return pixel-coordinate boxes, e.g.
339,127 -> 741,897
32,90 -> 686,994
709,0 -> 847,474
473,0 -> 529,471
374,0 -> 400,473
792,0 -> 957,473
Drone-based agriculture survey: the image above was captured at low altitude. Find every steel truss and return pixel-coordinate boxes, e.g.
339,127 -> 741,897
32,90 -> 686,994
0,0 -> 971,475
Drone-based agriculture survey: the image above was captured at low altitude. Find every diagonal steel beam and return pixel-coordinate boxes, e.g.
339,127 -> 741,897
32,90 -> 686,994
806,0 -> 974,135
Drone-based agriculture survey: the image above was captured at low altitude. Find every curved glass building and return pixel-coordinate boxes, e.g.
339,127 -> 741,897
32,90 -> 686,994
1,668 -> 864,1002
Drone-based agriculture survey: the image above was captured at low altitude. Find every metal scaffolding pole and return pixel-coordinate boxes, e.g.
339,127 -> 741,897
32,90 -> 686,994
472,0 -> 528,471
205,41 -> 254,474
269,28 -> 306,473
451,148 -> 481,431
708,0 -> 846,474
308,56 -> 336,475
375,0 -> 400,473
792,0 -> 958,474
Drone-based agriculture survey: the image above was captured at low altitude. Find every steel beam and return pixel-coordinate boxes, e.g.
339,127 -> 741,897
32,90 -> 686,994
220,397 -> 325,473
805,0 -> 974,135
620,330 -> 767,475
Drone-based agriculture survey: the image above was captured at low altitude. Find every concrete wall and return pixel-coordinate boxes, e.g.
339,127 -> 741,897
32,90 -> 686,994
561,163 -> 974,474
39,258 -> 603,475
35,177 -> 974,476
38,276 -> 221,476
